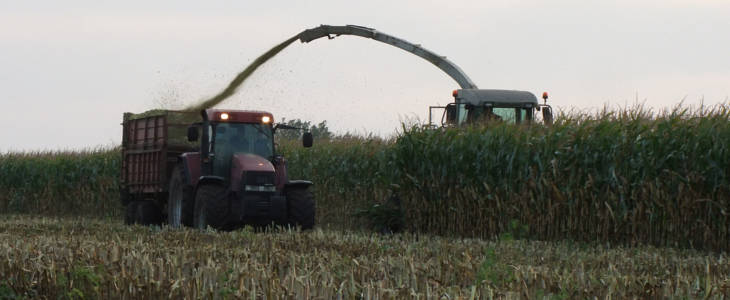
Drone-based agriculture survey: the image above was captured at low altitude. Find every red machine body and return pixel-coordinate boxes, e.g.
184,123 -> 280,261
120,109 -> 314,230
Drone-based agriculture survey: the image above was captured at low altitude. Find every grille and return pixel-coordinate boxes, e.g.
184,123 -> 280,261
243,171 -> 275,186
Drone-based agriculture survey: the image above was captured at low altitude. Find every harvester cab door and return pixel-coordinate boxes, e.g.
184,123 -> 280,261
428,103 -> 465,127
442,103 -> 467,126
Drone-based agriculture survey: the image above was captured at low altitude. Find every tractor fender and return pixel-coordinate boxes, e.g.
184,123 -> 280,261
197,176 -> 226,188
284,180 -> 313,190
194,176 -> 227,199
179,153 -> 201,186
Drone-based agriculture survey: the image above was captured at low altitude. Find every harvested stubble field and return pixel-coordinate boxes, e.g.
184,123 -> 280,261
0,215 -> 728,299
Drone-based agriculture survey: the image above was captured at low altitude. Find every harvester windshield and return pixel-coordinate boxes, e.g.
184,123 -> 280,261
466,106 -> 533,124
442,104 -> 534,125
211,123 -> 273,177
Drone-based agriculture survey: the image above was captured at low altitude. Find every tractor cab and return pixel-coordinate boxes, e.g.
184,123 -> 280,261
175,108 -> 315,230
187,109 -> 313,181
429,89 -> 554,127
192,110 -> 277,180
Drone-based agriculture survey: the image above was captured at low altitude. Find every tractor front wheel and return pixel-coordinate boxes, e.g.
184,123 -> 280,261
285,188 -> 315,230
193,184 -> 229,230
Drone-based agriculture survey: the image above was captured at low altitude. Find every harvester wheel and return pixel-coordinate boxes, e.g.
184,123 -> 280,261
193,184 -> 229,230
168,165 -> 194,228
126,201 -> 163,225
285,188 -> 315,230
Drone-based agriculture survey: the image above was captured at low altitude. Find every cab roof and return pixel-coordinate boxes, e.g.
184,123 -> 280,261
455,89 -> 538,107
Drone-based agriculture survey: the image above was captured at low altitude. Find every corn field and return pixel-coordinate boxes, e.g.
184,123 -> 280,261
0,215 -> 728,299
1,105 -> 729,250
284,105 -> 730,250
0,149 -> 120,217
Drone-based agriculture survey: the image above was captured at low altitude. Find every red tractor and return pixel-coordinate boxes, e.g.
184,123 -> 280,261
120,109 -> 315,230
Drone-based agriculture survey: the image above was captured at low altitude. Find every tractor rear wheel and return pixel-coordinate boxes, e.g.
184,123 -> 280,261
193,184 -> 229,230
168,165 -> 194,228
285,188 -> 315,230
126,200 -> 163,225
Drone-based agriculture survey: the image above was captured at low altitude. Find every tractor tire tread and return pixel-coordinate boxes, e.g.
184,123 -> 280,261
193,184 -> 229,230
286,188 -> 315,230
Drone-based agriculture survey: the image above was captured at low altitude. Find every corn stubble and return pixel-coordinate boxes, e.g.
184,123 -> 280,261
0,215 -> 728,299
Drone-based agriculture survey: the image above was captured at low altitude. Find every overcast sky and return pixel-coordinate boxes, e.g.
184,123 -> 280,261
1,1 -> 728,151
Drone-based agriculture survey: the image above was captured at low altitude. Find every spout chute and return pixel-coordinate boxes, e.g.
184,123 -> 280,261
299,25 -> 478,89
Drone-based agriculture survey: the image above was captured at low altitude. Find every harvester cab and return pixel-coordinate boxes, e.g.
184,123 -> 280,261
429,89 -> 554,127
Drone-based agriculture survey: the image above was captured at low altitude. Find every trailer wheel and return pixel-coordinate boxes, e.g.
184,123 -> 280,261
285,187 -> 315,230
126,201 -> 163,226
193,184 -> 229,230
168,165 -> 194,228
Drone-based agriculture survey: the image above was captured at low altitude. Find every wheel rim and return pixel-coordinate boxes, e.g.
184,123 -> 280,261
134,202 -> 145,224
168,181 -> 182,227
196,200 -> 206,230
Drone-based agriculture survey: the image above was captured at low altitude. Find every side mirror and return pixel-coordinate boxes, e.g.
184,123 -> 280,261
302,132 -> 313,148
542,106 -> 554,125
187,126 -> 199,142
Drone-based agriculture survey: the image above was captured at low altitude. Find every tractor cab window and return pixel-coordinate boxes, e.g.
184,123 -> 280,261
206,125 -> 214,154
211,122 -> 274,177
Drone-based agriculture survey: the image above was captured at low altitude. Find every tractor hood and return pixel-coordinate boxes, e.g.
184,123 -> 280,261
230,153 -> 275,192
